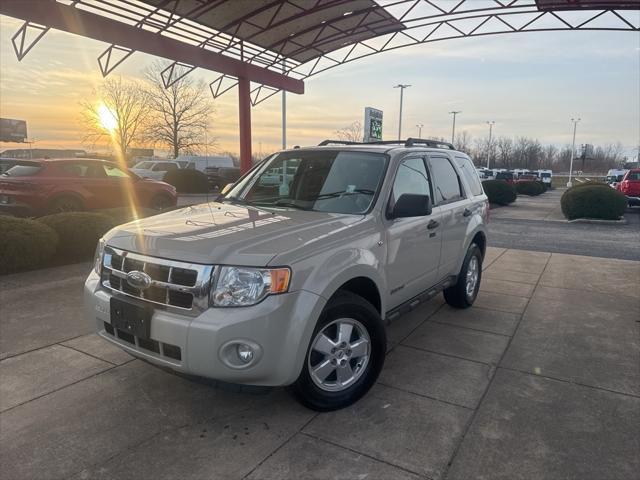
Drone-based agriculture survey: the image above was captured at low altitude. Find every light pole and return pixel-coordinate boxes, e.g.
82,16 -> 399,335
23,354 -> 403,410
486,121 -> 495,169
416,123 -> 424,137
567,118 -> 580,187
394,84 -> 411,140
449,111 -> 461,144
282,60 -> 287,149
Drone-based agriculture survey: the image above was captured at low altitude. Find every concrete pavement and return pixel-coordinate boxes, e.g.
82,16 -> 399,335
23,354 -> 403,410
0,248 -> 638,479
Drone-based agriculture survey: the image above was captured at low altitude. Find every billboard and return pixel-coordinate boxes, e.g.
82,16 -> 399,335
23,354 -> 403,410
364,107 -> 383,142
536,0 -> 640,10
0,118 -> 27,143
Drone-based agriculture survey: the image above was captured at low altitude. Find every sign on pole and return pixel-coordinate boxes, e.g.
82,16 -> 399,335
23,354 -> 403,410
364,107 -> 383,142
0,118 -> 28,143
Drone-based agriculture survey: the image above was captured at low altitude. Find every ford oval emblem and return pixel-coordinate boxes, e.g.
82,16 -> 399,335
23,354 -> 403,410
126,270 -> 152,290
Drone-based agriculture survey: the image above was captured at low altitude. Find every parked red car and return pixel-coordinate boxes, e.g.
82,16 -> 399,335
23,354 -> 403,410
617,168 -> 640,206
0,158 -> 177,216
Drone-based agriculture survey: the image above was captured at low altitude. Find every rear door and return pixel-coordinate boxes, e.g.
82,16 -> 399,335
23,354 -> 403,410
385,156 -> 443,308
427,154 -> 471,280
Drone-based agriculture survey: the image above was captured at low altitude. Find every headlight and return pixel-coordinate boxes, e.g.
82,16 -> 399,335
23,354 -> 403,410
94,238 -> 105,275
210,266 -> 290,307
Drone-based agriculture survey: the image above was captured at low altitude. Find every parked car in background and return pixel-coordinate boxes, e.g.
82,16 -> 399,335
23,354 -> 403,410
176,155 -> 241,189
0,158 -> 177,216
130,160 -> 182,181
617,168 -> 640,206
537,169 -> 552,185
606,168 -> 628,189
516,174 -> 538,183
494,171 -> 515,184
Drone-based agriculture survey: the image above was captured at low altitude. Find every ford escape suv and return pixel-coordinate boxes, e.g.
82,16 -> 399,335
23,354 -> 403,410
85,138 -> 488,411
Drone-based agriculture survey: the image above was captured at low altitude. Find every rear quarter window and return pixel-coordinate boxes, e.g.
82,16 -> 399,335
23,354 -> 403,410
455,156 -> 484,196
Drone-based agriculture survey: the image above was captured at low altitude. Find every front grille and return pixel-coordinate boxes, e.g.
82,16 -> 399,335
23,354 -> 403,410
101,246 -> 214,314
105,322 -> 181,362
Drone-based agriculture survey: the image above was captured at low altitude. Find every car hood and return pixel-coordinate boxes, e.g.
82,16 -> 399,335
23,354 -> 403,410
104,202 -> 365,266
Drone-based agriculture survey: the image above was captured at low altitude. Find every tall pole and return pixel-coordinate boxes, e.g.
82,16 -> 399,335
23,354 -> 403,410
449,111 -> 461,144
567,118 -> 580,187
394,84 -> 411,141
486,121 -> 495,169
416,123 -> 423,137
281,60 -> 286,149
238,76 -> 252,174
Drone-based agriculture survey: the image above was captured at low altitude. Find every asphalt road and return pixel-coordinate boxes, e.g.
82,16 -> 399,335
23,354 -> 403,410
488,208 -> 640,261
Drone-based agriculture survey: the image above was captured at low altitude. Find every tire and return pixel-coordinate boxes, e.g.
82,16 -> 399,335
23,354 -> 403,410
150,194 -> 174,211
292,292 -> 386,411
49,195 -> 83,213
443,243 -> 483,309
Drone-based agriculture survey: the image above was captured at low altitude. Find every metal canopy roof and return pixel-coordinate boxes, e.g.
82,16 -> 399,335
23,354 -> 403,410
144,0 -> 405,64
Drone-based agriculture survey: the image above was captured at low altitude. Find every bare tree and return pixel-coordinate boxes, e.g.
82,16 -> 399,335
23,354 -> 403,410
144,61 -> 215,158
335,121 -> 363,143
81,76 -> 151,159
496,137 -> 514,169
454,130 -> 472,154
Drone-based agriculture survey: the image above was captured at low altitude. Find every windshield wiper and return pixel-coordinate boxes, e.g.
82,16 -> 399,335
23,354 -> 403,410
311,188 -> 375,200
272,201 -> 309,210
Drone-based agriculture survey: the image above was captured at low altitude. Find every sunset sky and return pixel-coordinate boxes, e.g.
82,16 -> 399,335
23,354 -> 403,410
0,13 -> 638,158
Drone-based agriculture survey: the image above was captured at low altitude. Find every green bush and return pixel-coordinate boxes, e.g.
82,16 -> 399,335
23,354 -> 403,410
163,168 -> 210,193
561,184 -> 627,220
98,207 -> 160,226
482,180 -> 517,205
0,216 -> 58,274
571,181 -> 608,189
516,181 -> 546,196
38,212 -> 115,261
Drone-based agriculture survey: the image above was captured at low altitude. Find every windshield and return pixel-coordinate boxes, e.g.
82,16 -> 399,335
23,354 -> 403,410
2,163 -> 43,177
225,150 -> 387,214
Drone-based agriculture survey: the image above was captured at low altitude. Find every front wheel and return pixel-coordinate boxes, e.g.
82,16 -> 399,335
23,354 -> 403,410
443,243 -> 483,309
150,194 -> 174,211
292,292 -> 386,411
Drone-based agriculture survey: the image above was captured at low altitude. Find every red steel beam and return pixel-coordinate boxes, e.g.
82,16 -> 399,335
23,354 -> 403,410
238,77 -> 252,174
0,0 -> 304,94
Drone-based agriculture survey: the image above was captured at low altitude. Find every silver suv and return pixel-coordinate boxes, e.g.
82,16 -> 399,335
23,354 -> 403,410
85,139 -> 488,410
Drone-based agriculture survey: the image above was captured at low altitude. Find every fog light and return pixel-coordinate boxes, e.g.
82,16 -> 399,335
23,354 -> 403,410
237,343 -> 254,363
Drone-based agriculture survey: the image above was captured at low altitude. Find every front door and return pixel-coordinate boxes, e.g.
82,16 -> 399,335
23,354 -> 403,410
385,156 -> 442,309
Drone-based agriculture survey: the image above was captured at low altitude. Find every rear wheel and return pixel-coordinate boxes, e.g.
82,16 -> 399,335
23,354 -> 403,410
443,243 -> 483,309
49,195 -> 83,213
292,292 -> 386,411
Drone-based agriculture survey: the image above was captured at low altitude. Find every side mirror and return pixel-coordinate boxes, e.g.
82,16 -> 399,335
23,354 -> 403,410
220,183 -> 234,195
391,193 -> 432,219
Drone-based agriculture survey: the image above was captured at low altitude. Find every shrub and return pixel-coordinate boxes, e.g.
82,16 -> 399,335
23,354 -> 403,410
561,184 -> 627,220
516,181 -> 546,196
163,168 -> 210,193
98,207 -> 160,226
571,181 -> 608,189
482,180 -> 517,205
0,215 -> 58,274
38,212 -> 115,261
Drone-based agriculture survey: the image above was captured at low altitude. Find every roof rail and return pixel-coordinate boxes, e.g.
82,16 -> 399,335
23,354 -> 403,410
318,138 -> 455,150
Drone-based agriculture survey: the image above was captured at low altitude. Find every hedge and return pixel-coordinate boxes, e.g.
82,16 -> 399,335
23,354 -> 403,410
482,180 -> 517,205
516,181 -> 546,196
0,216 -> 58,274
163,168 -> 210,193
38,212 -> 115,261
561,184 -> 627,220
98,207 -> 161,226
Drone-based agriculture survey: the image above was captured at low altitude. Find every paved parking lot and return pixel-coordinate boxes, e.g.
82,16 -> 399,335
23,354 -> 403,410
1,246 -> 638,479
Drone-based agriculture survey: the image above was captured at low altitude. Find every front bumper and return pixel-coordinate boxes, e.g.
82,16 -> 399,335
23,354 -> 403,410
84,271 -> 325,386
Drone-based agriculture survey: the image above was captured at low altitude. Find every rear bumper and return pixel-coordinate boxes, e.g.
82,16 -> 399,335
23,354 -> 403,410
84,271 -> 326,386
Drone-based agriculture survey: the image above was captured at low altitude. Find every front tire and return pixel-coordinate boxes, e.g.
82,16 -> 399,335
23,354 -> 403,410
443,243 -> 483,309
292,292 -> 386,411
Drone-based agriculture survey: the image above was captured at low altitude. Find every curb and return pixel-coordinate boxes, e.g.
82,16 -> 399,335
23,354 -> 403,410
567,217 -> 627,225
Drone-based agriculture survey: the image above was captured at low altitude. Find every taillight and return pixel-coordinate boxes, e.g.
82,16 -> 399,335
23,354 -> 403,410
620,181 -> 629,194
485,200 -> 490,223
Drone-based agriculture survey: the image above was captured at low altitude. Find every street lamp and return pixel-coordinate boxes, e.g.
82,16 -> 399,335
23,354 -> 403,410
486,121 -> 495,169
416,123 -> 424,137
394,84 -> 411,140
567,118 -> 581,187
449,111 -> 461,144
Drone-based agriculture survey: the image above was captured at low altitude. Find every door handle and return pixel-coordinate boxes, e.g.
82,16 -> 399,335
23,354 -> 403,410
463,208 -> 472,217
427,219 -> 439,230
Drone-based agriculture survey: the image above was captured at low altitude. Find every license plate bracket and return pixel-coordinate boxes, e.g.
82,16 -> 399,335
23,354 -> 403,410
110,297 -> 152,340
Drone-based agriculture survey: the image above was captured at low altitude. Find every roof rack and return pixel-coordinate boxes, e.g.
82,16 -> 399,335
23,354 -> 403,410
318,138 -> 455,150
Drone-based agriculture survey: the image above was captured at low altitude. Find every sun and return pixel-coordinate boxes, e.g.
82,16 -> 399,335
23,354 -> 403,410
97,103 -> 118,132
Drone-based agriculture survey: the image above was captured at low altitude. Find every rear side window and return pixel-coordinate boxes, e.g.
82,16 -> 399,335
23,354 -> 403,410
58,163 -> 103,177
391,157 -> 432,204
626,172 -> 640,181
455,156 -> 484,196
3,163 -> 42,177
430,156 -> 463,204
153,163 -> 178,172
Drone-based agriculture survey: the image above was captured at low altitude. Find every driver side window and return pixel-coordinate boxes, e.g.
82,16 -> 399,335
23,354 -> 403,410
390,157 -> 432,208
103,164 -> 129,178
